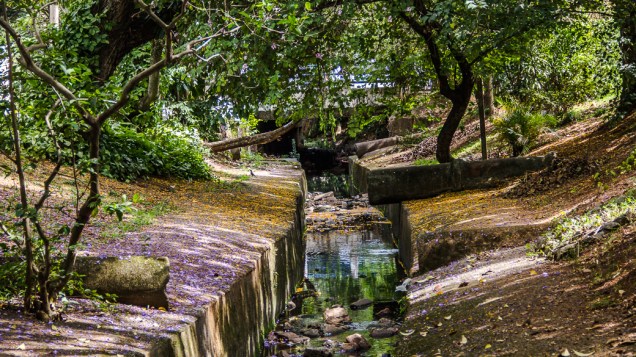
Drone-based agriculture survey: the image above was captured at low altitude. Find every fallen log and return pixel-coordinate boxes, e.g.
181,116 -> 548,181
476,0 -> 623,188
367,154 -> 556,205
354,136 -> 402,158
204,120 -> 299,153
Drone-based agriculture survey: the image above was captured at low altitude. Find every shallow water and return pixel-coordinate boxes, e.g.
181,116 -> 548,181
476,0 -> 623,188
265,222 -> 405,356
306,173 -> 350,198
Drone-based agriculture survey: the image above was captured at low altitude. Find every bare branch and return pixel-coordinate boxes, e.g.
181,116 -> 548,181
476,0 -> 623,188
0,223 -> 10,236
96,36 -> 213,124
134,0 -> 170,29
34,101 -> 63,211
26,14 -> 47,53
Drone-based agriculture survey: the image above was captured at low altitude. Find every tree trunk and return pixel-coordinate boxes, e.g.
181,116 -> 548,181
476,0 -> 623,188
484,76 -> 495,118
399,12 -> 476,163
138,39 -> 163,111
436,93 -> 472,163
4,22 -> 36,312
615,0 -> 636,115
93,0 -> 182,82
475,78 -> 488,160
49,125 -> 102,299
204,120 -> 299,153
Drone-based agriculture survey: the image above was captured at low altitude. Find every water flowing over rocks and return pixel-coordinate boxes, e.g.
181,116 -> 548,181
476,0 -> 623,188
264,189 -> 406,356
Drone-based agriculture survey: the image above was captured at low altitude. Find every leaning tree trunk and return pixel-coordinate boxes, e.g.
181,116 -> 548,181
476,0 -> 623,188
399,12 -> 476,163
204,120 -> 299,153
614,0 -> 636,115
436,87 -> 473,163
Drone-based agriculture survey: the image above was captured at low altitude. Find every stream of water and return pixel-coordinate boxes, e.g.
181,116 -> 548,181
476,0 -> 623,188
264,221 -> 406,356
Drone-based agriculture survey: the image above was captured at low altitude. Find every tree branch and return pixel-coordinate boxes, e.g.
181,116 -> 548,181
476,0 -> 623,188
35,101 -> 63,211
399,12 -> 452,98
96,37 -> 206,124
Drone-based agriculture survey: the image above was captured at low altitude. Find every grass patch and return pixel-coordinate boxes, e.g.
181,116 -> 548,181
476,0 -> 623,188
101,201 -> 173,240
414,158 -> 438,166
206,175 -> 251,193
453,133 -> 499,158
241,151 -> 266,168
531,193 -> 636,259
588,296 -> 616,310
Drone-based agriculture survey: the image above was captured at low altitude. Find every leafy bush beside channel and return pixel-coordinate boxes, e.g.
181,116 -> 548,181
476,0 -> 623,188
100,124 -> 211,181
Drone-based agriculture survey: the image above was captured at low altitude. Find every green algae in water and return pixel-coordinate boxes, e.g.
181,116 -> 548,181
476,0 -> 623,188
301,224 -> 404,355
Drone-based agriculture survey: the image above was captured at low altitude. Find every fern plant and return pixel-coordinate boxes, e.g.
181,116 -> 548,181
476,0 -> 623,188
493,103 -> 557,156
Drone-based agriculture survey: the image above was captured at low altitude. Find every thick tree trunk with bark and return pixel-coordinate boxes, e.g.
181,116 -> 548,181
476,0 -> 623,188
399,11 -> 475,163
204,121 -> 299,153
93,0 -> 182,81
436,81 -> 474,162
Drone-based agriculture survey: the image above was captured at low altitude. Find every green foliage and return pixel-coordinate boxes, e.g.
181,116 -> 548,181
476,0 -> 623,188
103,195 -> 136,222
492,104 -> 557,156
241,150 -> 266,168
307,173 -> 350,197
497,16 -> 620,115
289,139 -> 300,160
347,106 -> 388,138
0,226 -> 25,301
414,158 -> 438,166
533,194 -> 636,259
101,199 -> 172,240
99,124 -> 211,181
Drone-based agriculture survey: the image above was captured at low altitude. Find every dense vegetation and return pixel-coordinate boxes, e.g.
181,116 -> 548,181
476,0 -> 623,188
0,0 -> 635,321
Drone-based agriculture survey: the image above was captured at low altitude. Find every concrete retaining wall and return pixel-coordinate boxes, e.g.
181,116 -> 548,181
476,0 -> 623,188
350,155 -> 554,275
367,154 -> 555,205
159,187 -> 306,356
377,203 -> 416,276
349,155 -> 369,196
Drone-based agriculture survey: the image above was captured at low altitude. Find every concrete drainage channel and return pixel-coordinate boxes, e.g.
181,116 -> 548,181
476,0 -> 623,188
261,181 -> 409,356
0,165 -> 307,357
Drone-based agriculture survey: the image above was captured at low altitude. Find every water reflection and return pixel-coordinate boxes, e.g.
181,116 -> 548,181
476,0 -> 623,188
307,173 -> 350,198
299,223 -> 405,355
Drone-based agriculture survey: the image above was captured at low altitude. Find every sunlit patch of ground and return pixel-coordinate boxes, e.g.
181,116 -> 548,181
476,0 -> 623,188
396,232 -> 636,356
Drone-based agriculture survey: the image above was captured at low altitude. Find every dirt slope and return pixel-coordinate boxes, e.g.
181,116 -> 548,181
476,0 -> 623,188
395,110 -> 636,356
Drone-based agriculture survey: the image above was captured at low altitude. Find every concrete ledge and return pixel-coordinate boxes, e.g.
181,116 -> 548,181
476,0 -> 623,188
416,224 -> 549,272
368,154 -> 555,205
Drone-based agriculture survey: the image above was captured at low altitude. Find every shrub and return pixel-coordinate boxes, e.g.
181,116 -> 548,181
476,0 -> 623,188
493,105 -> 556,157
100,124 -> 211,181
